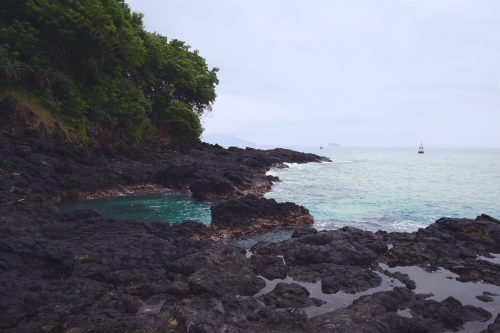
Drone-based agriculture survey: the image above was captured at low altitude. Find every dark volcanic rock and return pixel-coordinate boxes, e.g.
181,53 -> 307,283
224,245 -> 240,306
380,269 -> 416,290
189,175 -> 235,200
253,228 -> 387,267
483,314 -> 500,333
378,214 -> 500,285
309,288 -> 430,332
320,265 -> 383,294
477,294 -> 494,302
261,282 -> 324,308
211,196 -> 314,237
183,248 -> 266,297
2,97 -> 500,332
410,296 -> 492,331
251,254 -> 289,280
292,227 -> 318,238
310,288 -> 492,333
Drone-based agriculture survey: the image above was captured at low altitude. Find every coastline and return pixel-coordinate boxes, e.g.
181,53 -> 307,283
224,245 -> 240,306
1,106 -> 500,332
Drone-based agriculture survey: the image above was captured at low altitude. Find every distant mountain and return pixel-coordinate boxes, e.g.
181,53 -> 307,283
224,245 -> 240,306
328,143 -> 340,147
202,133 -> 256,148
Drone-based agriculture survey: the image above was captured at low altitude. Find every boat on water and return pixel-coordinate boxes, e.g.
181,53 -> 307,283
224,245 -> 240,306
418,142 -> 424,154
320,145 -> 324,149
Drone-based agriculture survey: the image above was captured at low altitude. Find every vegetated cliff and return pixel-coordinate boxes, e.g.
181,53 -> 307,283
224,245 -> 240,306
1,0 -> 218,142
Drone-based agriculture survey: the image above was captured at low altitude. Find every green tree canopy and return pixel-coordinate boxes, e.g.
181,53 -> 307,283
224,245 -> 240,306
0,0 -> 218,141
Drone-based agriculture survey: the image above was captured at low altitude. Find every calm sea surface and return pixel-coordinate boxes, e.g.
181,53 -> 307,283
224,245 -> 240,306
265,147 -> 500,232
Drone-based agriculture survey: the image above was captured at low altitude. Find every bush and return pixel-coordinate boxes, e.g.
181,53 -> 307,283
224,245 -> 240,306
159,100 -> 203,140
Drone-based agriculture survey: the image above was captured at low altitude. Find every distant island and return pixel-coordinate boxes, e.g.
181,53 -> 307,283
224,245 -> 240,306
203,133 -> 256,148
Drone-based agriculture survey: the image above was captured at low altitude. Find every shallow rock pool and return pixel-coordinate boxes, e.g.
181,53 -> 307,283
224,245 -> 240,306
58,190 -> 212,224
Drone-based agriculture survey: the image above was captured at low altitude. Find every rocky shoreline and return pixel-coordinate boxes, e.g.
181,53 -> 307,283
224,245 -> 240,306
1,98 -> 500,332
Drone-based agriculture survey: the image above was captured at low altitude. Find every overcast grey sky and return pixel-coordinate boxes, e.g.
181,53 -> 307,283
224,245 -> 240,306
127,0 -> 500,147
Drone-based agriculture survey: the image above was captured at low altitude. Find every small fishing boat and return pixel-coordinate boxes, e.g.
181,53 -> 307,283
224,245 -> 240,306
320,145 -> 324,149
418,142 -> 424,154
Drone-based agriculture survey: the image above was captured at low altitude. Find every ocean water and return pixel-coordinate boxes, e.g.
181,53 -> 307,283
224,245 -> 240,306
265,147 -> 500,232
59,190 -> 212,225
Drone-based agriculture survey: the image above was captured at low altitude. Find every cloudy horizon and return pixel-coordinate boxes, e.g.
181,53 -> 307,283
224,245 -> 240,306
127,0 -> 500,148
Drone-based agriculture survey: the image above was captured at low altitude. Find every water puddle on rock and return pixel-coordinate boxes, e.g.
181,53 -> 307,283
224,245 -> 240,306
397,307 -> 413,319
137,299 -> 165,315
477,253 -> 500,265
58,189 -> 212,224
380,263 -> 500,332
253,259 -> 500,332
226,230 -> 294,248
255,272 -> 403,317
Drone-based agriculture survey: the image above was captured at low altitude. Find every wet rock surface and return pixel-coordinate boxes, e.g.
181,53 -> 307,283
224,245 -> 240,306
260,282 -> 325,308
310,287 -> 493,333
1,99 -> 500,332
484,314 -> 500,332
377,214 -> 500,285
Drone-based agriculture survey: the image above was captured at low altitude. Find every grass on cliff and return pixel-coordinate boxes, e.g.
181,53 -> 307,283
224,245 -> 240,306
0,88 -> 87,141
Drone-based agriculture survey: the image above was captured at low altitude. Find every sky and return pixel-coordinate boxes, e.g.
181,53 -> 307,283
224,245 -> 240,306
126,0 -> 500,147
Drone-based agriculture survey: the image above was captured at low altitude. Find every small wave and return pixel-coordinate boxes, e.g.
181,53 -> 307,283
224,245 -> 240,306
388,219 -> 427,232
332,160 -> 354,163
315,219 -> 385,232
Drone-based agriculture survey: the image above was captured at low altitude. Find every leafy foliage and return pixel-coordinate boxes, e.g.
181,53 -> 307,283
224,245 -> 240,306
0,0 -> 218,141
159,100 -> 203,139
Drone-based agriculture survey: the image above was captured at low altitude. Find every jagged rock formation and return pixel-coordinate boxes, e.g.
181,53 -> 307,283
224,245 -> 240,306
1,98 -> 500,332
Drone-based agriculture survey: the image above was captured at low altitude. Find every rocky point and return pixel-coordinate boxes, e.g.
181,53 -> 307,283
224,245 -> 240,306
1,97 -> 500,333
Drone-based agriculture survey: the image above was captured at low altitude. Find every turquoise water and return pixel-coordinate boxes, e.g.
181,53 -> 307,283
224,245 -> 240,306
59,190 -> 212,224
266,147 -> 500,232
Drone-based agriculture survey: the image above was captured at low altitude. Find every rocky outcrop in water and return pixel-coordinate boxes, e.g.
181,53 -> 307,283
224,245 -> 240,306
211,196 -> 314,237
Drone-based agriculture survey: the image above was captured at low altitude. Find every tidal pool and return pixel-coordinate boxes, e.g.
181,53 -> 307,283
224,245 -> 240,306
58,190 -> 212,224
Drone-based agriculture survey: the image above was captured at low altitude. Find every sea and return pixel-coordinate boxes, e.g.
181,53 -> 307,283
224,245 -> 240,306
265,146 -> 500,232
60,147 -> 500,233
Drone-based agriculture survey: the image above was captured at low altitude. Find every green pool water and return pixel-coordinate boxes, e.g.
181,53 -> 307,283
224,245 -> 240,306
58,190 -> 212,224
